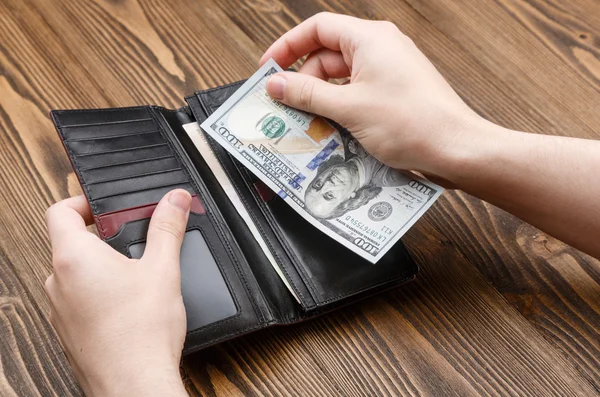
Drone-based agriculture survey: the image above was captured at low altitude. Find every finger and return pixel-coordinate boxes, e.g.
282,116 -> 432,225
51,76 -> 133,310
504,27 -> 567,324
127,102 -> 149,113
266,71 -> 348,120
260,12 -> 366,68
45,195 -> 94,248
143,189 -> 191,265
297,49 -> 350,80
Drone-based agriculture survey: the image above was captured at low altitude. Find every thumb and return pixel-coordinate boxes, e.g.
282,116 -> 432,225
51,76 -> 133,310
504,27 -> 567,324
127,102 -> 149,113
266,71 -> 345,120
143,189 -> 191,264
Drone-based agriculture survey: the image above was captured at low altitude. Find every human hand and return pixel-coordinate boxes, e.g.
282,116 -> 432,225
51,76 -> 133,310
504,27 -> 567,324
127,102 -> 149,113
260,12 -> 483,182
44,190 -> 191,397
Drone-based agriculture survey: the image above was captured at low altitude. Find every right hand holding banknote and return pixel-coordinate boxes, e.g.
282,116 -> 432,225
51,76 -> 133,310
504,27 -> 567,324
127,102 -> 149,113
260,12 -> 480,183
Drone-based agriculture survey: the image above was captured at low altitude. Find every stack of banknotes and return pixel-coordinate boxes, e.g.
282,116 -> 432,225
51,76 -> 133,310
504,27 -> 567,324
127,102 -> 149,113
182,59 -> 442,295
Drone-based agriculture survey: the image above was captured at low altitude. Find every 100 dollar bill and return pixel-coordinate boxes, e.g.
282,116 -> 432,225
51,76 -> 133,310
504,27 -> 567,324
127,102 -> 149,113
201,58 -> 443,263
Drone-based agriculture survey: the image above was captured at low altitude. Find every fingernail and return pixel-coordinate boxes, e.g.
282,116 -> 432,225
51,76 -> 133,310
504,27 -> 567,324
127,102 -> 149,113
168,190 -> 192,213
267,74 -> 286,100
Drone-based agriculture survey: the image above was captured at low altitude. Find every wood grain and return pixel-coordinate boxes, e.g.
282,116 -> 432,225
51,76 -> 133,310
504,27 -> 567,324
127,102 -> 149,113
0,0 -> 598,395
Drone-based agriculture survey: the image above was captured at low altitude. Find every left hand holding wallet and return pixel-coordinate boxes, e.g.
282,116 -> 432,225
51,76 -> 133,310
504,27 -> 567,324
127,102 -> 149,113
45,191 -> 190,396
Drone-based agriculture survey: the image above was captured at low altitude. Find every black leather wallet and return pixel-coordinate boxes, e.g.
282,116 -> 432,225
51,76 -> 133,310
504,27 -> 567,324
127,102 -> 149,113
51,81 -> 419,355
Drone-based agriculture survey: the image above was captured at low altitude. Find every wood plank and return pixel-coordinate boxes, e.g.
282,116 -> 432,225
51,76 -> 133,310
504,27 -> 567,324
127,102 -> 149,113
426,192 -> 600,390
0,248 -> 81,396
402,0 -> 600,138
497,0 -> 600,88
0,0 -> 598,395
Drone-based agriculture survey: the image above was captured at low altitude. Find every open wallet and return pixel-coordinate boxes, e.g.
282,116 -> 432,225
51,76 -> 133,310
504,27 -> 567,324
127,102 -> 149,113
50,80 -> 419,355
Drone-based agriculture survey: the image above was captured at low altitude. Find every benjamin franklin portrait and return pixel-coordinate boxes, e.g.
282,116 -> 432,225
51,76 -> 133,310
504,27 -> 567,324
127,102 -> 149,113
304,135 -> 411,219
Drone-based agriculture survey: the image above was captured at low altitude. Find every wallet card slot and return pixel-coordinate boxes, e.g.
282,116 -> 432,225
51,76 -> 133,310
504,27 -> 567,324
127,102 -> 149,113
93,183 -> 195,213
87,169 -> 189,199
78,154 -> 175,172
74,143 -> 168,158
74,146 -> 174,170
60,117 -> 152,128
61,119 -> 157,140
97,195 -> 205,239
54,107 -> 151,126
83,166 -> 182,185
66,131 -> 164,155
79,156 -> 181,183
65,129 -> 159,142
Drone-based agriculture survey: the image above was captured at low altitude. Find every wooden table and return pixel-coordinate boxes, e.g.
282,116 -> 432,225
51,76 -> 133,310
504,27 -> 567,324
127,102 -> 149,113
0,0 -> 598,395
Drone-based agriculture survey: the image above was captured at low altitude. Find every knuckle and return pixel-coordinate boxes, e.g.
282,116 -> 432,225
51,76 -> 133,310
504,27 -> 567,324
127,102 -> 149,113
378,20 -> 399,33
314,11 -> 333,21
401,32 -> 415,46
298,79 -> 315,110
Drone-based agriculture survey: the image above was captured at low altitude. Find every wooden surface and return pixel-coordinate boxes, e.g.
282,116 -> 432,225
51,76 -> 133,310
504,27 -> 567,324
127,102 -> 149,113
0,0 -> 598,395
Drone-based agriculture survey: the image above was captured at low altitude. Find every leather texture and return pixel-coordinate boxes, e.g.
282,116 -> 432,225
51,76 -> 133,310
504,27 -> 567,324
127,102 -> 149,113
50,82 -> 419,354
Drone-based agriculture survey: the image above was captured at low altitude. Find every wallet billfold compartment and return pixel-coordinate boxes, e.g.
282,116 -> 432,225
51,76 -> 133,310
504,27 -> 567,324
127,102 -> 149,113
51,80 -> 419,355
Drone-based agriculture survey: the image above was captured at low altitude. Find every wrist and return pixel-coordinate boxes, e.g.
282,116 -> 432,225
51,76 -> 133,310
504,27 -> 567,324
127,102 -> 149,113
425,115 -> 510,188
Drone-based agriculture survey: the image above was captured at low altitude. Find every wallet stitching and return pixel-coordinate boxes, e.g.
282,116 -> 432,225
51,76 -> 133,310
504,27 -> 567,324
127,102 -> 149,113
150,108 -> 267,326
204,135 -> 310,306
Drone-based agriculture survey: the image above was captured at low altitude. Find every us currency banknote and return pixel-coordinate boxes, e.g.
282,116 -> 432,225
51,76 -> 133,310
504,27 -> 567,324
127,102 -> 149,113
182,121 -> 300,303
200,58 -> 443,263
